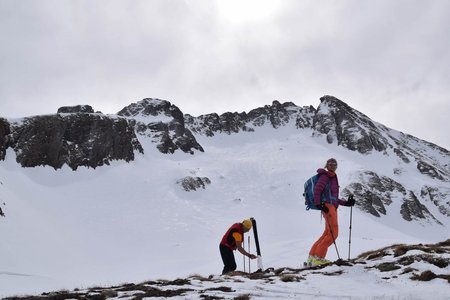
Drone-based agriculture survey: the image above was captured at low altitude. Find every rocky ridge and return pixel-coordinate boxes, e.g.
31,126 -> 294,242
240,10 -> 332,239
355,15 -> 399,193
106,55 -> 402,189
184,100 -> 316,136
1,96 -> 449,175
0,96 -> 449,223
184,95 -> 450,184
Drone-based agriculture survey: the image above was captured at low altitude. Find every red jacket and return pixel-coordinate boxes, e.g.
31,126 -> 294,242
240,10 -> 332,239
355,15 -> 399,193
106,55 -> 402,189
220,223 -> 244,250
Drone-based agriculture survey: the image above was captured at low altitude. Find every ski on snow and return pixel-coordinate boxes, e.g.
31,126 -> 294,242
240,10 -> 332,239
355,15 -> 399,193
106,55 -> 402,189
301,258 -> 349,270
250,217 -> 263,271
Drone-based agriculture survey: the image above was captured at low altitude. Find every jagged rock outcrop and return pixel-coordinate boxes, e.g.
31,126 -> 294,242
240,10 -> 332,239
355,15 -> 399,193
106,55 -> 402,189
401,192 -> 442,224
8,114 -> 143,170
393,148 -> 411,163
184,113 -> 222,137
344,170 -> 443,223
177,176 -> 211,191
185,111 -> 253,136
185,100 -> 315,136
417,160 -> 446,181
246,101 -> 297,129
344,171 -> 406,217
312,96 -> 390,153
57,105 -> 95,114
0,118 -> 11,161
118,99 -> 204,154
420,185 -> 450,217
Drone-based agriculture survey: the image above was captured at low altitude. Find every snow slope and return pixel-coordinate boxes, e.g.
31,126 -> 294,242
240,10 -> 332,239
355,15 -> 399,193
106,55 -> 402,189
0,121 -> 449,298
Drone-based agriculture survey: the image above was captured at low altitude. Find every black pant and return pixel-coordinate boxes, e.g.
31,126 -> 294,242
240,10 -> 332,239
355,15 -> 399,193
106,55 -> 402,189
220,243 -> 236,274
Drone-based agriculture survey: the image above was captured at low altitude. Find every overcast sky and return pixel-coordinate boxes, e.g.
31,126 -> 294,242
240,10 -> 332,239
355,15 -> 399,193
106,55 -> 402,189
1,0 -> 449,150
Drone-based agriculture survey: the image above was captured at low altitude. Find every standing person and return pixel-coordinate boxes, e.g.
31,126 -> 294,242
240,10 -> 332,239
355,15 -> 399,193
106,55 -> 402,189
307,158 -> 355,266
220,219 -> 257,274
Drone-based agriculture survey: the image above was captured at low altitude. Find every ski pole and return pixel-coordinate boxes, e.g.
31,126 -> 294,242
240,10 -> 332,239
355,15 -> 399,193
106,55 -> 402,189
243,237 -> 246,273
248,236 -> 251,273
348,206 -> 353,260
325,212 -> 341,260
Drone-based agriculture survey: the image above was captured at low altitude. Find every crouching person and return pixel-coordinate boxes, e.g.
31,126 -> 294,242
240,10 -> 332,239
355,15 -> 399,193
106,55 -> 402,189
220,219 -> 257,274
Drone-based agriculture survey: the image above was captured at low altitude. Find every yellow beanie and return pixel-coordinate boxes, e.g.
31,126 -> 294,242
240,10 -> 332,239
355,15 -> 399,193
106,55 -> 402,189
242,219 -> 252,230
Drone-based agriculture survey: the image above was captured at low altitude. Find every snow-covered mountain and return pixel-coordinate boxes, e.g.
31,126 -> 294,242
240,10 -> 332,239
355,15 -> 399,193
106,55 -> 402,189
184,95 -> 450,223
0,96 -> 449,298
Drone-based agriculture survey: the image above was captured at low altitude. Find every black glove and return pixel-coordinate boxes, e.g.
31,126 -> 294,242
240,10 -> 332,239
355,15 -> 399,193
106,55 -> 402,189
346,194 -> 355,207
318,204 -> 329,213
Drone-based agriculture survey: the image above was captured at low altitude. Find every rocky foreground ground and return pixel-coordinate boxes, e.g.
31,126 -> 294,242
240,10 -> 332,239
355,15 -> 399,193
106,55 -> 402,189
5,239 -> 449,300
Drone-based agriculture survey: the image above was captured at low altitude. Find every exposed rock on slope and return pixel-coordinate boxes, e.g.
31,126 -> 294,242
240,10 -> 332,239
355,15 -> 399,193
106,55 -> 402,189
343,170 -> 447,224
177,176 -> 211,191
185,100 -> 315,136
118,98 -> 204,154
401,192 -> 442,224
312,95 -> 390,154
343,171 -> 405,217
8,113 -> 143,170
421,185 -> 450,217
0,118 -> 11,161
417,160 -> 446,181
57,105 -> 95,114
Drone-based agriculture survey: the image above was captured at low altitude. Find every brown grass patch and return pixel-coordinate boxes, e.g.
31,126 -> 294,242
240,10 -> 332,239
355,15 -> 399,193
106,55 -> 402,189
411,270 -> 437,281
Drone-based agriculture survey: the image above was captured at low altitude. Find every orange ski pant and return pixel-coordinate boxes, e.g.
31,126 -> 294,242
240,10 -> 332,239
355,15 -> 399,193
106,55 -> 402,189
309,203 -> 338,259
